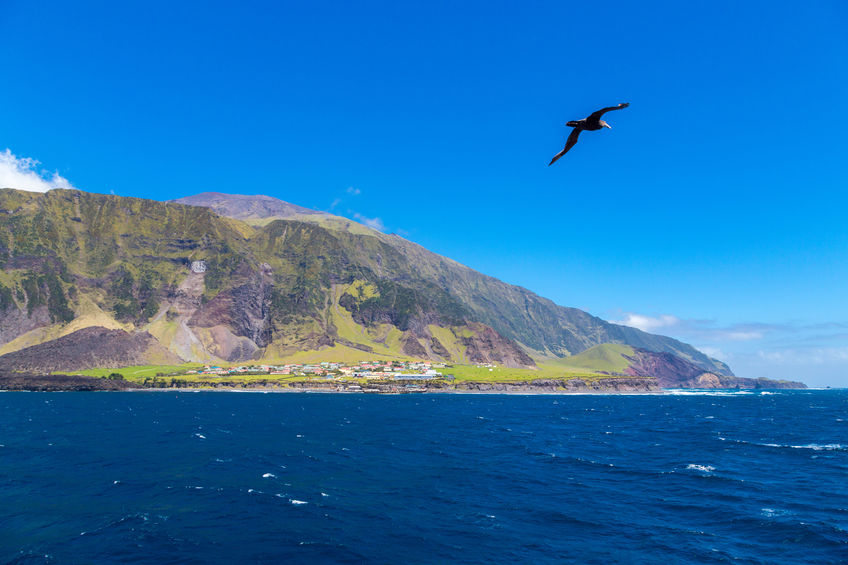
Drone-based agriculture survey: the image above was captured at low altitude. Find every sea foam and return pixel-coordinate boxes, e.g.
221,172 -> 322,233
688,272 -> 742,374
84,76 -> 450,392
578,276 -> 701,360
685,464 -> 715,473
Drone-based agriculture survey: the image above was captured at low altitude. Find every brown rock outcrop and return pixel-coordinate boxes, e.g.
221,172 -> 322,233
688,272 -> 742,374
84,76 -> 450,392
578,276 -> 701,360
624,348 -> 805,389
460,323 -> 535,368
0,326 -> 182,373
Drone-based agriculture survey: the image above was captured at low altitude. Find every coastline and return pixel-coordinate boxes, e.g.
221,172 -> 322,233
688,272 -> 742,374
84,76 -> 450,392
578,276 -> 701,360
0,374 -> 810,395
0,373 -> 656,394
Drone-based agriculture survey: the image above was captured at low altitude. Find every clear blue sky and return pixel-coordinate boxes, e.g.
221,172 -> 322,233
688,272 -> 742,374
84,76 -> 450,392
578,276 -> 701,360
1,1 -> 846,385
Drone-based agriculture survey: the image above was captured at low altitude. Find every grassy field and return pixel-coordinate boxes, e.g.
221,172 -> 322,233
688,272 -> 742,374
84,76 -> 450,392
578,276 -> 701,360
151,373 -> 309,385
444,363 -> 612,383
72,364 -> 205,380
71,365 -> 315,387
427,325 -> 469,363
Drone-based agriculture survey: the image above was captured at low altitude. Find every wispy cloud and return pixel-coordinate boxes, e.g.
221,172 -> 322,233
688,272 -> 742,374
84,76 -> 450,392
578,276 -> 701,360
612,313 -> 680,333
612,312 -> 773,342
714,344 -> 848,386
328,186 -> 362,212
326,184 -> 396,234
353,212 -> 385,232
756,346 -> 848,365
0,149 -> 75,192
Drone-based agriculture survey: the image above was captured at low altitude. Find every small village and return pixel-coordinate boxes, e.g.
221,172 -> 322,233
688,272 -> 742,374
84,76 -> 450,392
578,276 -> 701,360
185,360 -> 456,393
190,359 -> 447,378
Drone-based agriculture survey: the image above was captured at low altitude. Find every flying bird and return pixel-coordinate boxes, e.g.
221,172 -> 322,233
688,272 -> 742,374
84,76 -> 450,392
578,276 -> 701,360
548,103 -> 629,166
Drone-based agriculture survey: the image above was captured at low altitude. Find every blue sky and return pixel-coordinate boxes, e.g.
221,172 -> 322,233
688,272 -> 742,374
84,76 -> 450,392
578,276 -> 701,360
1,1 -> 846,385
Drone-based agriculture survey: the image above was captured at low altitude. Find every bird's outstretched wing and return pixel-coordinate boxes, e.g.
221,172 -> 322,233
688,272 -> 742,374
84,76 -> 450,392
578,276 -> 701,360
587,102 -> 630,122
548,128 -> 582,166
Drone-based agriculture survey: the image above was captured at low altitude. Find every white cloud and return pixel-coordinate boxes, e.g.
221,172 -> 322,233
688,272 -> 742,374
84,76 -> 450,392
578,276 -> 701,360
0,149 -> 75,192
725,331 -> 763,341
613,312 -> 767,342
353,212 -> 385,232
327,186 -> 362,212
612,313 -> 680,332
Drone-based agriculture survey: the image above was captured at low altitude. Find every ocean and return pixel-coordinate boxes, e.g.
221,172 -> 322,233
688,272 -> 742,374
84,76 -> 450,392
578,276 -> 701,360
1,390 -> 845,564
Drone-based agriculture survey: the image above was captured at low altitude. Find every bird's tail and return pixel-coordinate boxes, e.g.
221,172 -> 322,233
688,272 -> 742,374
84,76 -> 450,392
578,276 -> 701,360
566,120 -> 580,127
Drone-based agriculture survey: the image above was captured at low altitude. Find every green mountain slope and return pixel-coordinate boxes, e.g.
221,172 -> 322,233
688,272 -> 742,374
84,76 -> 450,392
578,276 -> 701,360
175,192 -> 732,374
0,188 -> 731,376
551,343 -> 636,373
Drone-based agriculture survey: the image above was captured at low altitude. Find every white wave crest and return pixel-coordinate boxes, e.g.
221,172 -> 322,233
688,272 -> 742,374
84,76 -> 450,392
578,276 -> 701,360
685,464 -> 715,473
761,507 -> 794,518
790,443 -> 845,451
665,390 -> 754,396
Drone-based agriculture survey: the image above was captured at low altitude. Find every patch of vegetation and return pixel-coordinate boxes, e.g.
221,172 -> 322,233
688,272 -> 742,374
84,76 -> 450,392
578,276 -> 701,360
21,272 -> 44,315
72,363 -> 205,379
427,324 -> 468,362
202,249 -> 244,295
446,363 -> 610,383
340,279 -> 467,331
550,343 -> 635,373
269,275 -> 323,323
14,270 -> 74,322
109,268 -> 163,323
0,281 -> 13,311
110,269 -> 135,301
44,271 -> 74,323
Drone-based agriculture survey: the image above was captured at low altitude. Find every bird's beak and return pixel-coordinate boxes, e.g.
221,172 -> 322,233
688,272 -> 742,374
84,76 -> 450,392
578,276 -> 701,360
604,123 -> 612,129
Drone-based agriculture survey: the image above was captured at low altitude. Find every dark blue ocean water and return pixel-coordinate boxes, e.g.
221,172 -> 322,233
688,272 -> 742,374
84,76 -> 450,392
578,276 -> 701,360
0,390 -> 846,564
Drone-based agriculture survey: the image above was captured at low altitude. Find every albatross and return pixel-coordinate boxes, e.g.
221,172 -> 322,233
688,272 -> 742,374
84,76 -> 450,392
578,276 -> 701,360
548,103 -> 629,166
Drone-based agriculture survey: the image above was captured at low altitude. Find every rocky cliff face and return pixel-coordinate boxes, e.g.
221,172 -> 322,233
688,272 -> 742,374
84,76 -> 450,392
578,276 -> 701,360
452,377 -> 660,393
186,263 -> 274,361
0,304 -> 50,347
624,348 -> 805,389
459,323 -> 535,367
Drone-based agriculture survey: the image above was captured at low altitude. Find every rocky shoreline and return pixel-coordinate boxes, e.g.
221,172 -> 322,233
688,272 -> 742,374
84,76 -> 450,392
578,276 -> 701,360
449,377 -> 660,393
0,373 -> 137,392
0,373 -> 806,393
